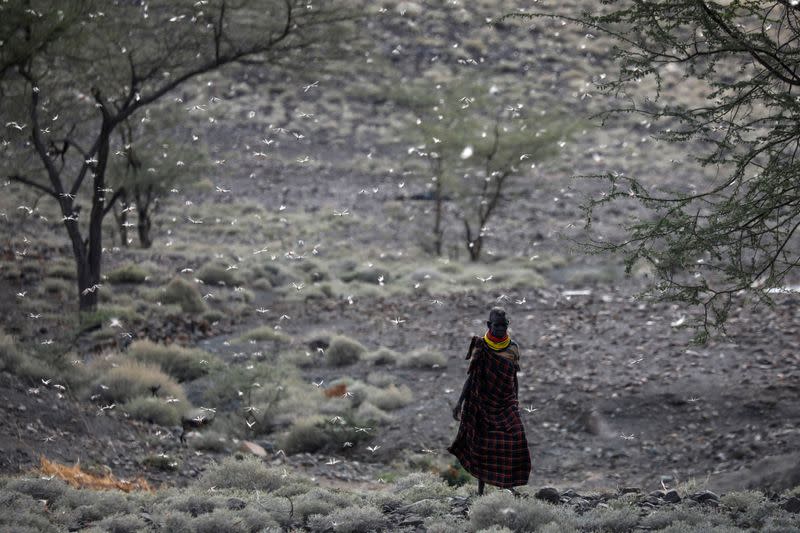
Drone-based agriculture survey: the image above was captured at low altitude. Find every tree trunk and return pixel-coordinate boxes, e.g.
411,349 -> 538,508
137,212 -> 152,248
433,179 -> 443,256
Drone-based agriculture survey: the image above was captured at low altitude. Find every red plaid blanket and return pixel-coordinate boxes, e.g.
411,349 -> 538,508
447,336 -> 531,488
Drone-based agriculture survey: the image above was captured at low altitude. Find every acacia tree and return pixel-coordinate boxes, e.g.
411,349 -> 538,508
107,106 -> 211,248
0,0 -> 359,311
505,1 -> 800,339
395,81 -> 571,260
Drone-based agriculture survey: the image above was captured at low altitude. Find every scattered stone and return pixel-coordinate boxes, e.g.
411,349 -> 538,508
663,489 -> 681,503
239,441 -> 267,457
561,488 -> 580,498
535,487 -> 561,504
783,496 -> 800,514
620,486 -> 641,495
649,489 -> 666,498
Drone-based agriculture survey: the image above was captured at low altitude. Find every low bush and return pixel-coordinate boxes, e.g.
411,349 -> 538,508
279,415 -> 330,454
91,360 -> 187,405
294,487 -> 355,521
125,396 -> 184,426
578,502 -> 639,532
469,491 -> 576,532
366,383 -> 413,411
106,264 -> 149,284
237,326 -> 291,344
197,261 -> 241,286
307,503 -> 389,533
127,339 -> 217,382
325,335 -> 366,366
364,347 -> 398,365
198,456 -> 305,492
162,277 -> 206,313
398,348 -> 447,369
355,401 -> 392,424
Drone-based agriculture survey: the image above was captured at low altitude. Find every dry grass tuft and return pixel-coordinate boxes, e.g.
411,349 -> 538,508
38,457 -> 152,492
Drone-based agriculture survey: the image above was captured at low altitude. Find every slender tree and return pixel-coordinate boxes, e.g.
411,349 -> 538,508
0,0 -> 360,310
503,1 -> 800,339
395,81 -> 572,260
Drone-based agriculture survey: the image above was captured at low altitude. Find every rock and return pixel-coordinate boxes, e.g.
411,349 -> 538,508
535,487 -> 561,504
561,489 -> 580,499
620,487 -> 641,495
691,490 -> 720,504
663,489 -> 681,503
399,515 -> 424,527
783,496 -> 800,514
239,441 -> 268,457
649,490 -> 666,498
227,498 -> 247,510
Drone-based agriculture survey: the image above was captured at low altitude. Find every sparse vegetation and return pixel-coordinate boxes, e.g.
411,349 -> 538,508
127,339 -> 218,382
105,264 -> 149,284
161,277 -> 206,314
325,335 -> 366,366
90,360 -> 187,405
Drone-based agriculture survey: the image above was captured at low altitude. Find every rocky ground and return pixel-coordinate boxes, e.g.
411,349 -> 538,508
1,1 -> 800,524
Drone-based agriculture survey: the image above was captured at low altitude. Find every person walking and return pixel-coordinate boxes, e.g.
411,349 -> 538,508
447,307 -> 532,496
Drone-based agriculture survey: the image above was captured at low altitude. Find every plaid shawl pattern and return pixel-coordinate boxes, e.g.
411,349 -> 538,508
447,336 -> 531,488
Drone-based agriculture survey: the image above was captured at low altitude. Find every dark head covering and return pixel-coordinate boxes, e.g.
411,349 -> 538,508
487,307 -> 509,338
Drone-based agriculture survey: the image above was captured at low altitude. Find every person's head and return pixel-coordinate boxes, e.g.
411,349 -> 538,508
487,307 -> 509,338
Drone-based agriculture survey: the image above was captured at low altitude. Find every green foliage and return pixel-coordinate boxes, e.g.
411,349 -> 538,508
125,396 -> 183,426
127,339 -> 217,382
389,78 -> 575,259
197,261 -> 242,287
468,491 -> 575,532
162,277 -> 206,314
307,503 -> 389,533
399,348 -> 447,369
578,502 -> 640,532
198,456 -> 308,492
90,360 -> 188,405
508,2 -> 800,334
325,335 -> 366,366
294,487 -> 355,521
105,264 -> 149,284
279,415 -> 330,454
237,326 -> 291,344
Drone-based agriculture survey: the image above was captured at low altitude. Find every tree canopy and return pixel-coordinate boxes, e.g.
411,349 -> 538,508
504,1 -> 800,339
0,0 -> 361,310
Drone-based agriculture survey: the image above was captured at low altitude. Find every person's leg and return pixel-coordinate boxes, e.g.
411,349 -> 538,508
478,479 -> 485,495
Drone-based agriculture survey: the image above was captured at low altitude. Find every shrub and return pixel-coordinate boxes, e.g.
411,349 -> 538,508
5,477 -> 70,502
325,335 -> 366,366
364,347 -> 398,365
0,332 -> 23,373
469,491 -> 573,532
424,516 -> 471,533
399,348 -> 447,369
191,508 -> 248,533
366,383 -> 413,411
125,396 -> 184,426
198,456 -> 301,492
365,370 -> 396,387
162,277 -> 206,313
127,339 -> 217,382
640,504 -> 712,529
106,264 -> 149,284
355,401 -> 392,424
280,415 -> 330,454
340,264 -> 391,285
294,487 -> 354,520
190,430 -> 229,453
42,278 -> 72,295
91,361 -> 187,404
392,472 -> 456,503
142,453 -> 181,472
720,490 -> 765,513
197,261 -> 241,286
307,503 -> 389,533
95,512 -> 147,533
237,326 -> 291,344
578,503 -> 639,532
